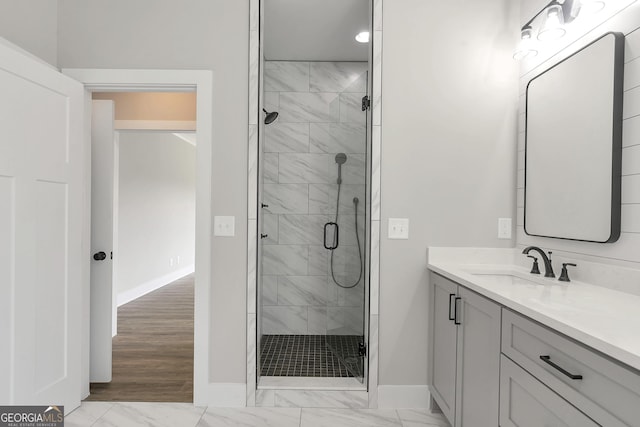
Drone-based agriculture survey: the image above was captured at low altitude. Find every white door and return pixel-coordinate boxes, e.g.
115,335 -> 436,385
90,100 -> 115,382
0,40 -> 85,411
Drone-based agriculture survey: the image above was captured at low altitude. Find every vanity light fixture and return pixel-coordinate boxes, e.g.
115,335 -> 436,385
514,0 -> 586,60
538,1 -> 567,41
355,31 -> 370,43
513,26 -> 539,60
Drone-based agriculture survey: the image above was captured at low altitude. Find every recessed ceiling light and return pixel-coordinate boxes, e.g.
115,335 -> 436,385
355,31 -> 370,43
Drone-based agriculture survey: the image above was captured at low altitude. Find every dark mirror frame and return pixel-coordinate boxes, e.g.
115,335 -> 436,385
524,32 -> 624,243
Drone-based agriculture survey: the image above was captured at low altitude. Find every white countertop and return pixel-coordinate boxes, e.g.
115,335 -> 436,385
427,247 -> 640,372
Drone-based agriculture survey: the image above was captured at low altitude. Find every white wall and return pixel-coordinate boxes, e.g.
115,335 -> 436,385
379,0 -> 519,386
56,0 -> 249,384
117,132 -> 195,302
0,0 -> 58,67
516,4 -> 640,274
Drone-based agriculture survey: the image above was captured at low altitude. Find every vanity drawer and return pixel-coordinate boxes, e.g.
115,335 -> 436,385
501,309 -> 640,427
500,355 -> 599,427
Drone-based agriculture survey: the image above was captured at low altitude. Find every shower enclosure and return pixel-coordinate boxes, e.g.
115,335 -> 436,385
257,56 -> 371,385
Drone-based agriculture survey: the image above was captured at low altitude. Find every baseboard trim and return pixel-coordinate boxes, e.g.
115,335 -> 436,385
116,265 -> 195,307
377,385 -> 430,409
202,383 -> 247,407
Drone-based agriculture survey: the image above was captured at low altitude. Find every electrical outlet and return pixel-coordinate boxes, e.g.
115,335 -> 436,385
177,256 -> 181,265
170,258 -> 174,267
388,218 -> 409,239
214,216 -> 236,237
498,218 -> 512,239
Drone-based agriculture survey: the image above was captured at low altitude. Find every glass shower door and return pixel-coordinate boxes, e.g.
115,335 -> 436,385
324,72 -> 370,383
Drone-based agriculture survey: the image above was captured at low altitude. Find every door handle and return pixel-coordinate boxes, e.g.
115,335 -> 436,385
93,251 -> 107,261
260,234 -> 268,239
448,294 -> 456,321
454,297 -> 462,325
324,222 -> 338,250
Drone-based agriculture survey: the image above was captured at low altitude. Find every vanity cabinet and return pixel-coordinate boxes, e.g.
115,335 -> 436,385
428,269 -> 640,427
428,272 -> 501,427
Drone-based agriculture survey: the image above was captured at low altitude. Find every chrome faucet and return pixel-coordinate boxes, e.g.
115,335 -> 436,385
522,246 -> 555,278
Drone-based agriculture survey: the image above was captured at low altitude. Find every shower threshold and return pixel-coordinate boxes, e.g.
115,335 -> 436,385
258,376 -> 366,391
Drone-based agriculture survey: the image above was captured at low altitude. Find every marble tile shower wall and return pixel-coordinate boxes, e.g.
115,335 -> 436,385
262,61 -> 368,336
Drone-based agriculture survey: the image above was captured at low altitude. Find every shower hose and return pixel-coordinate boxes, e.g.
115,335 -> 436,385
330,183 -> 363,289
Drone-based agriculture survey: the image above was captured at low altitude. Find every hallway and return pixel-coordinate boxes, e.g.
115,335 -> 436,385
86,274 -> 194,402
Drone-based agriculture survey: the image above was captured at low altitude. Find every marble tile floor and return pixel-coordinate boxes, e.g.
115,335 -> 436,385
65,402 -> 451,427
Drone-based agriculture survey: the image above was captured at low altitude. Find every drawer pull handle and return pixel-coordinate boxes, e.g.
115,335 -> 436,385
539,355 -> 583,380
448,294 -> 456,321
454,297 -> 462,325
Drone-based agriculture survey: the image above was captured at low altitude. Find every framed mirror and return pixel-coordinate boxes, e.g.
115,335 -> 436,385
524,32 -> 624,243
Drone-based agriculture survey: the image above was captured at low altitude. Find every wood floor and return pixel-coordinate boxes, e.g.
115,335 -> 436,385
86,274 -> 194,402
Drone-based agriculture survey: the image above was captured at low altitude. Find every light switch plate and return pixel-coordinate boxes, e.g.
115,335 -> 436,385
498,217 -> 512,239
388,218 -> 409,239
214,216 -> 235,237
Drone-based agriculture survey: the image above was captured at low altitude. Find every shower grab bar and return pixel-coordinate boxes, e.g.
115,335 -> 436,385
324,222 -> 339,250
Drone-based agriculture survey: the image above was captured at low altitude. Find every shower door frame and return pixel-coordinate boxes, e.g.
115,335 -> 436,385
246,0 -> 384,408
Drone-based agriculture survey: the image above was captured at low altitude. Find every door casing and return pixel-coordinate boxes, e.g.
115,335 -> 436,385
62,68 -> 213,406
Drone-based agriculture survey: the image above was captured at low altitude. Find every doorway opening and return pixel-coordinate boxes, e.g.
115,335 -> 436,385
86,91 -> 197,402
57,67 -> 212,407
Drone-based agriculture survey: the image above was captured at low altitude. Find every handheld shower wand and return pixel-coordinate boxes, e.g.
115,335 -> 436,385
325,153 -> 363,289
335,153 -> 347,184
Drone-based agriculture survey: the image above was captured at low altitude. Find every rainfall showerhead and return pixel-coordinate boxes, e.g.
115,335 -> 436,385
263,108 -> 279,125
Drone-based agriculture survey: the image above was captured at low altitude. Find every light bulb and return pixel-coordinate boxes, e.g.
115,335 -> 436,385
538,4 -> 566,41
355,31 -> 370,43
513,27 -> 538,60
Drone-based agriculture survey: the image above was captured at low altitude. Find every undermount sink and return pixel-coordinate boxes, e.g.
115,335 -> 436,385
469,272 -> 544,287
460,268 -> 551,287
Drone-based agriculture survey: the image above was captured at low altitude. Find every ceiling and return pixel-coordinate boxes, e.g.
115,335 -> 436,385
264,0 -> 369,61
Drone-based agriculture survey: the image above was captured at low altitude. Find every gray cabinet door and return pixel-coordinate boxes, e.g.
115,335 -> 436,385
429,273 -> 458,424
500,355 -> 600,427
455,287 -> 501,427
